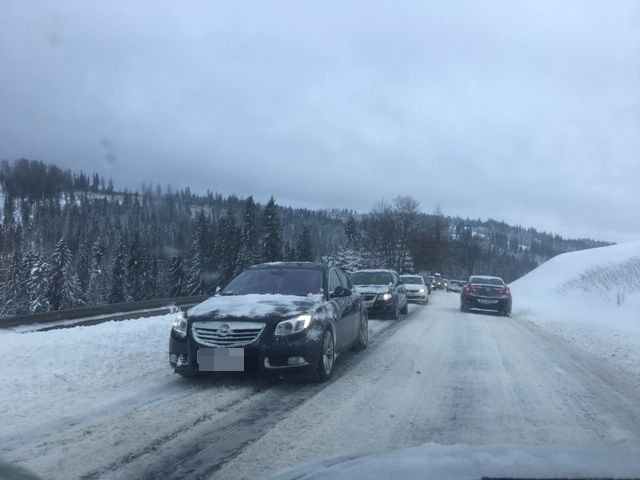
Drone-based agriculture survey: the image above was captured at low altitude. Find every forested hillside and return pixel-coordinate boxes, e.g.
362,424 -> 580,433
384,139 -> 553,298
0,159 -> 610,316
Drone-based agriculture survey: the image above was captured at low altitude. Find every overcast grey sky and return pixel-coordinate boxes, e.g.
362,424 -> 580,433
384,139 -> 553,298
1,1 -> 639,242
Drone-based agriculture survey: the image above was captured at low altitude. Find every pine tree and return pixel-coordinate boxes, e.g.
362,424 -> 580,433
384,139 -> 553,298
47,238 -> 82,310
76,243 -> 91,300
186,213 -> 209,295
87,240 -> 106,304
140,255 -> 157,300
169,256 -> 186,297
126,235 -> 144,301
109,242 -> 127,303
261,196 -> 282,262
28,255 -> 50,312
235,196 -> 259,274
344,216 -> 360,250
217,210 -> 241,283
0,248 -> 24,316
296,226 -> 314,261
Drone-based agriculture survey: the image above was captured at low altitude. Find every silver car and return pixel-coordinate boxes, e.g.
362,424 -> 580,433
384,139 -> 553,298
399,275 -> 428,305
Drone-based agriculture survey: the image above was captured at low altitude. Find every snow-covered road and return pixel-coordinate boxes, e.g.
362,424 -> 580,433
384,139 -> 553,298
2,293 -> 640,479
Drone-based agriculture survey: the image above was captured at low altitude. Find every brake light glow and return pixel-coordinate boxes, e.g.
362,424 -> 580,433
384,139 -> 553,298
499,287 -> 511,296
463,285 -> 477,293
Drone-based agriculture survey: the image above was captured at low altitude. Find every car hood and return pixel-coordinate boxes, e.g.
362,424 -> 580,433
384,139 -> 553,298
187,293 -> 324,320
353,285 -> 392,294
267,443 -> 640,480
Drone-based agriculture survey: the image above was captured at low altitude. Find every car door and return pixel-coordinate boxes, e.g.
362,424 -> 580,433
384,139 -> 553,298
336,268 -> 359,343
395,273 -> 407,309
328,268 -> 350,351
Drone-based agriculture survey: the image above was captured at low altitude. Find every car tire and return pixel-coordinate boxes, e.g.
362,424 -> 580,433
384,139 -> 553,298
353,314 -> 368,351
175,368 -> 199,378
400,301 -> 408,315
391,302 -> 400,320
313,329 -> 335,382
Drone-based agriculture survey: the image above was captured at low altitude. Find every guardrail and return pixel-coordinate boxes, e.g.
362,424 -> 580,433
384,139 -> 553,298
0,295 -> 211,329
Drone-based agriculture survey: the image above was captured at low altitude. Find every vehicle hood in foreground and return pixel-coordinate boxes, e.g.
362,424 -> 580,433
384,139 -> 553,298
187,293 -> 324,319
267,443 -> 640,480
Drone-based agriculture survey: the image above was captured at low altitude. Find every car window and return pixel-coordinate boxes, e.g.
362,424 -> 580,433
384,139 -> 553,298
400,276 -> 424,284
351,271 -> 394,285
329,269 -> 342,293
470,277 -> 504,286
336,269 -> 352,290
222,268 -> 323,296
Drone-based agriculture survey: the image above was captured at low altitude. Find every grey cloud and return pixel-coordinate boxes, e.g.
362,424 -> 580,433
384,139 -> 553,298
0,0 -> 639,242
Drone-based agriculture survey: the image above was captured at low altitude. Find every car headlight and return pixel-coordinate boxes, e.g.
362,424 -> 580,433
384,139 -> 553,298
418,288 -> 425,293
172,312 -> 188,337
380,293 -> 392,301
274,314 -> 313,336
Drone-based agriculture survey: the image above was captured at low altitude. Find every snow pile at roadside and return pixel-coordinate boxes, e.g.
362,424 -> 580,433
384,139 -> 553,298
0,313 -> 177,428
510,240 -> 640,377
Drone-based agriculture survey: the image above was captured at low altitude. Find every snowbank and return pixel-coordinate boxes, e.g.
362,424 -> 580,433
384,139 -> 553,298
511,240 -> 640,377
0,313 -> 177,428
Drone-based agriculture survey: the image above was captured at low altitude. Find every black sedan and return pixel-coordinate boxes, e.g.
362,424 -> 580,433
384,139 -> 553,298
351,269 -> 408,320
460,275 -> 512,316
170,262 -> 368,381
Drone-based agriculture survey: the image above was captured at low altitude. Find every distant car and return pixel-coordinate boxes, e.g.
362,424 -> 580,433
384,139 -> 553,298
351,269 -> 408,320
169,262 -> 368,382
433,273 -> 443,290
425,275 -> 435,292
399,275 -> 428,305
447,280 -> 465,292
460,275 -> 512,316
442,279 -> 449,290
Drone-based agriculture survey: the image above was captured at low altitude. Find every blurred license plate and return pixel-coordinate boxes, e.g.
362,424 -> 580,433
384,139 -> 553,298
478,299 -> 498,304
197,348 -> 244,372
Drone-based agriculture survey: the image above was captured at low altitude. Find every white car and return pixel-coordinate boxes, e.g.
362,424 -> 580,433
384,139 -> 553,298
399,275 -> 428,305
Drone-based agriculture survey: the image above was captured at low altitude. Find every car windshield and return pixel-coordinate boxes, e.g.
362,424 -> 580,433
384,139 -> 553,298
400,276 -> 423,284
222,268 -> 323,296
470,277 -> 504,286
351,272 -> 394,285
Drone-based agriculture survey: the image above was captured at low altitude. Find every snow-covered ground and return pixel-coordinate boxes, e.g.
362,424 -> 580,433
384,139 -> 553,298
510,240 -> 640,378
2,293 -> 640,479
0,309 -> 398,479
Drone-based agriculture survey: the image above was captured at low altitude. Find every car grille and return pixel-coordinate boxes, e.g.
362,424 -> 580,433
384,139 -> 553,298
192,321 -> 266,347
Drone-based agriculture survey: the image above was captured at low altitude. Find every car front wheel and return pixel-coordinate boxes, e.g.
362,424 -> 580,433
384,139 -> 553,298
314,329 -> 335,382
354,314 -> 368,351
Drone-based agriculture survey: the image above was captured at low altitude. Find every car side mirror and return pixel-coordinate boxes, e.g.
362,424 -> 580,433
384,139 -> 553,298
331,286 -> 351,298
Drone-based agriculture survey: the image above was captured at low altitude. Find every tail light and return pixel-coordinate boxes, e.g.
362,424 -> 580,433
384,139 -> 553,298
463,285 -> 477,293
499,287 -> 511,296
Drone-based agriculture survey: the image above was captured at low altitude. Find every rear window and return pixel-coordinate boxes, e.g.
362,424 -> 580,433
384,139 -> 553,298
351,271 -> 394,286
470,277 -> 504,286
400,276 -> 424,285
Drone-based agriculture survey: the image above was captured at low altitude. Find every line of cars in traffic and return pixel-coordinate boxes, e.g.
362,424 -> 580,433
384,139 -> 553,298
169,262 -> 432,382
169,261 -> 512,382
